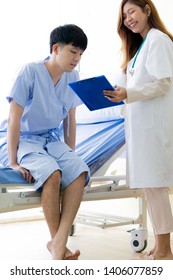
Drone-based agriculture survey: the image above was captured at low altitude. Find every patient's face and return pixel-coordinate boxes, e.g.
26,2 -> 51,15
56,44 -> 83,72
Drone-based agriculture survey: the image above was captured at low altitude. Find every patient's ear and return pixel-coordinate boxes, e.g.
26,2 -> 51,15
52,43 -> 61,54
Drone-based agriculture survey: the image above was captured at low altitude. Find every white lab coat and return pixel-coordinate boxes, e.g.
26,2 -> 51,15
125,28 -> 173,188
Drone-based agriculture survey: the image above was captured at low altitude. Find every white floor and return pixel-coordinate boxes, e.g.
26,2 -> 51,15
0,216 -> 153,260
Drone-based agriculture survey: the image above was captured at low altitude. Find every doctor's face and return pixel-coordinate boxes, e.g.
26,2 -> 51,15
123,2 -> 151,38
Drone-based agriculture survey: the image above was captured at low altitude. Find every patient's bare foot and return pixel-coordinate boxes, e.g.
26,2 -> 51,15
47,241 -> 80,260
64,248 -> 80,260
47,240 -> 64,259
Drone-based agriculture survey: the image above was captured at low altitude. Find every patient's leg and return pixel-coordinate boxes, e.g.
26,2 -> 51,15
41,171 -> 63,257
48,172 -> 85,260
42,170 -> 85,260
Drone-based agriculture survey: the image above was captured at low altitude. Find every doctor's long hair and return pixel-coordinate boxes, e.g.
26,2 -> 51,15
117,0 -> 173,73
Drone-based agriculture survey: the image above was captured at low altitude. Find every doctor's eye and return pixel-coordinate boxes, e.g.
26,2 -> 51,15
129,9 -> 135,15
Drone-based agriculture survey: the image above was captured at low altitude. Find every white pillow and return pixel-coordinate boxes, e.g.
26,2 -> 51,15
76,104 -> 124,124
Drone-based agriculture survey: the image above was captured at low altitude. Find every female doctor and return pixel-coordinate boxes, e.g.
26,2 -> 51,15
103,0 -> 173,260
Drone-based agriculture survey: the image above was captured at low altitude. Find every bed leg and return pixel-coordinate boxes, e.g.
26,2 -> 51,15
69,224 -> 75,236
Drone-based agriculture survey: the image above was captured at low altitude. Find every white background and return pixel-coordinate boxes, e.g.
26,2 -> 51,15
0,0 -> 172,122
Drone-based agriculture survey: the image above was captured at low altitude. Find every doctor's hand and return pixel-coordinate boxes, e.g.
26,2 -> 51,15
10,162 -> 34,184
103,86 -> 127,103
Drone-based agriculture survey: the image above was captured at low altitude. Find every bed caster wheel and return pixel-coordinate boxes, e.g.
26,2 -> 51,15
129,228 -> 148,252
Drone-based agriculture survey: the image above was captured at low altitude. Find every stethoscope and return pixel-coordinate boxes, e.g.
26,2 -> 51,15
129,35 -> 147,77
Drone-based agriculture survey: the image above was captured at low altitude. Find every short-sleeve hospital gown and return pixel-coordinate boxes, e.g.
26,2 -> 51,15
0,60 -> 90,190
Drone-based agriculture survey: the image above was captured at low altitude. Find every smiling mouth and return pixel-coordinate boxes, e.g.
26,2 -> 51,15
129,21 -> 137,28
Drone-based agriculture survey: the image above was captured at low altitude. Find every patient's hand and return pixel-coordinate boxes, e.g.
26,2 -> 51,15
10,163 -> 34,183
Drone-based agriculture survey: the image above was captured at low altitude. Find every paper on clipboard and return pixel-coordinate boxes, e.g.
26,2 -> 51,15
68,75 -> 124,111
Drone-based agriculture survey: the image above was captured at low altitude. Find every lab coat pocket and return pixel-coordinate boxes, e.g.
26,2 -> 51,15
131,101 -> 154,130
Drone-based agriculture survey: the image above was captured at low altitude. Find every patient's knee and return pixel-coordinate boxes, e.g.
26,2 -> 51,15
76,171 -> 88,187
44,170 -> 61,188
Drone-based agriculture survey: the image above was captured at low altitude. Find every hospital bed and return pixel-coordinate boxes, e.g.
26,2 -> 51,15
0,104 -> 149,252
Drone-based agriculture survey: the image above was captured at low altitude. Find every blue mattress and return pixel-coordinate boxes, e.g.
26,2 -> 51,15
0,118 -> 125,184
76,118 -> 125,175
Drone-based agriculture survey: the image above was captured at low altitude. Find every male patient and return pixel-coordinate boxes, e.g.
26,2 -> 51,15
0,24 -> 90,260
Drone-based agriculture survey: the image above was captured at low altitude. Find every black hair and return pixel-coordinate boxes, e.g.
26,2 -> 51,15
49,24 -> 88,53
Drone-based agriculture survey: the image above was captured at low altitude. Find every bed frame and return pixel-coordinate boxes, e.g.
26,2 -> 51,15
0,178 -> 147,231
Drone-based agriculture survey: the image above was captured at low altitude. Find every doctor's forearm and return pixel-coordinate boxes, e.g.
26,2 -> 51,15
126,78 -> 171,103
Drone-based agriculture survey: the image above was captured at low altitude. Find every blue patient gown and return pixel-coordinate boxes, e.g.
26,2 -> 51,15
0,60 -> 90,190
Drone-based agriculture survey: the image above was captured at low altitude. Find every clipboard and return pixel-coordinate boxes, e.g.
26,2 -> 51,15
68,75 -> 124,111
